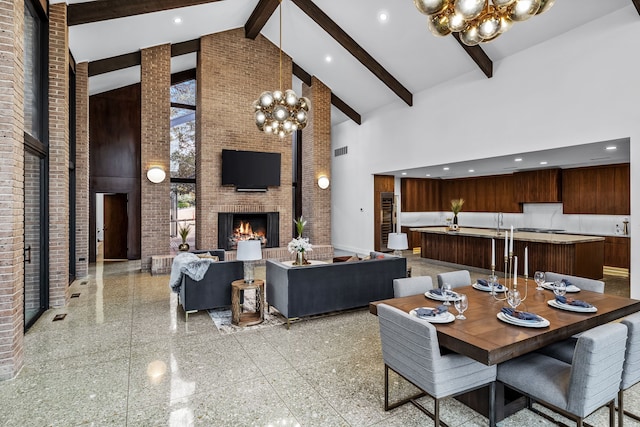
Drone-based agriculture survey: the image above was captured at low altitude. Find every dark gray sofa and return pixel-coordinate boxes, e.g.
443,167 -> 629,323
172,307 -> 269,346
178,250 -> 244,320
266,253 -> 406,326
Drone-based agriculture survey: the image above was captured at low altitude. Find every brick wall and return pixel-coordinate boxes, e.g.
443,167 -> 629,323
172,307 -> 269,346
0,0 -> 25,380
301,77 -> 331,246
48,3 -> 70,307
196,29 -> 293,250
140,44 -> 171,271
74,62 -> 89,277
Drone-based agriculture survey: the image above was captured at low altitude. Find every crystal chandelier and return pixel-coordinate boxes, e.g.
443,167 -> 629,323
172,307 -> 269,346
253,0 -> 310,138
414,0 -> 555,46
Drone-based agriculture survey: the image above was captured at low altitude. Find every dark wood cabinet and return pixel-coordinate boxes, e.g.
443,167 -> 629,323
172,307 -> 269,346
604,236 -> 630,269
563,164 -> 629,214
374,175 -> 395,252
513,169 -> 561,203
401,178 -> 441,212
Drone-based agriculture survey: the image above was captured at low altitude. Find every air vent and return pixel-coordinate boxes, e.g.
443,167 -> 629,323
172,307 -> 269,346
334,146 -> 348,157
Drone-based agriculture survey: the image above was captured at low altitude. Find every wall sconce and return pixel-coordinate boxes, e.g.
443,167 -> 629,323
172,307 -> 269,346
146,166 -> 166,184
317,175 -> 330,189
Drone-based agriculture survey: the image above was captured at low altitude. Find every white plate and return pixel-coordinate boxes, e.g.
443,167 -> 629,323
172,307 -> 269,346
425,290 -> 461,302
472,283 -> 507,293
547,299 -> 597,313
410,307 -> 455,323
541,282 -> 581,293
497,312 -> 550,328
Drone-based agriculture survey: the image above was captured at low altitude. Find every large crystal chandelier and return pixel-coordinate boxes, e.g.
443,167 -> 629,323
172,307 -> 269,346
414,0 -> 555,46
253,0 -> 310,138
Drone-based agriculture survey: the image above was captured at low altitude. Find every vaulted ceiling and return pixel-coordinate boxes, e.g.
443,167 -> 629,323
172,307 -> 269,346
59,0 -> 636,127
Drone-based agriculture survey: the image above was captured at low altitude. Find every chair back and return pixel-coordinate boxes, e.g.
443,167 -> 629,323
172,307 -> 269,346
544,271 -> 604,294
393,276 -> 433,298
620,312 -> 640,390
378,304 -> 441,391
437,270 -> 471,289
567,322 -> 627,417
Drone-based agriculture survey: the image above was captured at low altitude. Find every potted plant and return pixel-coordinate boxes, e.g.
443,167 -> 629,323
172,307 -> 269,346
450,198 -> 465,228
178,222 -> 192,251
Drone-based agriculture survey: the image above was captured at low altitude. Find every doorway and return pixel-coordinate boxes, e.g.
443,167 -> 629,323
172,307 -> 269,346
97,193 -> 128,260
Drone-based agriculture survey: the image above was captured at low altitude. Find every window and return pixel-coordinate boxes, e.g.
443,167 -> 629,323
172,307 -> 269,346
170,78 -> 196,251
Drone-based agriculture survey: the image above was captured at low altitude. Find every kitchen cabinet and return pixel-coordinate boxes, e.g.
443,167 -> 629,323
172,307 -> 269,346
513,169 -> 561,203
563,164 -> 630,214
401,178 -> 440,212
604,236 -> 630,269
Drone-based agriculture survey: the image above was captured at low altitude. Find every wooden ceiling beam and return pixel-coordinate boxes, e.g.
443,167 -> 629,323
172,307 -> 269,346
451,33 -> 493,78
68,0 -> 223,26
633,0 -> 640,15
245,0 -> 280,39
291,0 -> 413,106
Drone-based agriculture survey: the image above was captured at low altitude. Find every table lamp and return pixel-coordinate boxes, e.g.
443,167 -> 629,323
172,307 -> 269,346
387,232 -> 408,257
236,239 -> 262,283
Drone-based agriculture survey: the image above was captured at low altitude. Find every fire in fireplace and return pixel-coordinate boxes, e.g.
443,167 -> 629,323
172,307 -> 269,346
230,219 -> 267,249
218,212 -> 279,251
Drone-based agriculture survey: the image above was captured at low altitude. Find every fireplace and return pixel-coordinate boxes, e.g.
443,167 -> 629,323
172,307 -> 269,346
218,212 -> 279,251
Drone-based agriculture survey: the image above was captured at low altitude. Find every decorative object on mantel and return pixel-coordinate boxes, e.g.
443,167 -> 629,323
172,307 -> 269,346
288,216 -> 312,265
177,222 -> 191,251
252,0 -> 310,138
450,198 -> 464,230
413,0 -> 555,46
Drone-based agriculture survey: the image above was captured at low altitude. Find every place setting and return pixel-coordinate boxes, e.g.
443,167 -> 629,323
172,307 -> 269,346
425,283 -> 462,304
496,287 -> 550,328
411,294 -> 469,323
546,282 -> 597,313
472,277 -> 507,293
540,279 -> 581,293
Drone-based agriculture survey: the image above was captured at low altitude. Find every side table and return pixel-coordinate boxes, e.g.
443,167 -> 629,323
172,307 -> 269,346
231,279 -> 265,326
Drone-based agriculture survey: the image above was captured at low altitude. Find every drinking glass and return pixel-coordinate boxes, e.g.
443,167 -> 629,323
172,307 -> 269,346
534,271 -> 545,291
553,280 -> 566,297
454,294 -> 468,320
442,283 -> 453,306
488,274 -> 498,295
507,289 -> 521,310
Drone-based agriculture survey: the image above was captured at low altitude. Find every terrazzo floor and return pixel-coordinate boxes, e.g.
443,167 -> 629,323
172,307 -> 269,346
0,252 -> 637,426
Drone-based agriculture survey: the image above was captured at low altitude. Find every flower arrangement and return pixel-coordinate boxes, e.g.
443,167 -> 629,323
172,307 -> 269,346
287,236 -> 313,254
178,222 -> 192,243
450,198 -> 465,215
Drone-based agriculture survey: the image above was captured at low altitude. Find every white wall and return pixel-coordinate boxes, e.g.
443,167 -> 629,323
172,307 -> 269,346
331,6 -> 640,296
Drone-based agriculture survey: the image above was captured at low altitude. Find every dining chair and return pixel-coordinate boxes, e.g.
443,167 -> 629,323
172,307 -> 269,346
498,322 -> 628,427
377,303 -> 497,426
393,276 -> 433,298
544,271 -> 605,293
437,270 -> 471,289
618,312 -> 640,427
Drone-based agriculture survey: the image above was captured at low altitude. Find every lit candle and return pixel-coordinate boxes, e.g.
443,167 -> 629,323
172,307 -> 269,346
524,246 -> 528,276
513,256 -> 518,285
491,238 -> 495,267
504,231 -> 508,258
510,225 -> 514,253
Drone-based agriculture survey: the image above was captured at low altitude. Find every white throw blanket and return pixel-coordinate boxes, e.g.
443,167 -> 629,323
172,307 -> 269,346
169,252 -> 215,293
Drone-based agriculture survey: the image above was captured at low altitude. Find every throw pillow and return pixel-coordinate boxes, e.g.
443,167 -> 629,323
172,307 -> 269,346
196,252 -> 219,262
346,254 -> 360,262
362,255 -> 371,260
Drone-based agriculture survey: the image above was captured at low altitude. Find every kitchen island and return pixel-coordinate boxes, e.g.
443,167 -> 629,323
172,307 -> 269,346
411,226 -> 605,279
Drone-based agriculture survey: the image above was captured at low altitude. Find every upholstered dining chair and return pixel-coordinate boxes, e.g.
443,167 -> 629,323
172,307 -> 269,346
436,270 -> 471,289
377,303 -> 497,426
498,322 -> 628,427
544,271 -> 605,293
393,276 -> 433,298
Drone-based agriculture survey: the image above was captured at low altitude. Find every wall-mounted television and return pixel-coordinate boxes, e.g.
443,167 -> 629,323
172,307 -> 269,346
221,149 -> 281,191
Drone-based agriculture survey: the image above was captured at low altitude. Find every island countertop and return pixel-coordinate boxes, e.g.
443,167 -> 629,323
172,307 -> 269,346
410,226 -> 605,244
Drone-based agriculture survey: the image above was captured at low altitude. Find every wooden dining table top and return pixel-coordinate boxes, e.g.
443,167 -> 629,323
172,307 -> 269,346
370,284 -> 640,365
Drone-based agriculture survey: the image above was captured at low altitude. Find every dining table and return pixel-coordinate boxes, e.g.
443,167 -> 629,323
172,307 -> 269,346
369,282 -> 640,421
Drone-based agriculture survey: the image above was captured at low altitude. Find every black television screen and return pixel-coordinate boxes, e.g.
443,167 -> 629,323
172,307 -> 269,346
221,149 -> 281,190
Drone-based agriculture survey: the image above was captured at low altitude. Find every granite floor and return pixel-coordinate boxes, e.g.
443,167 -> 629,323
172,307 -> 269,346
0,252 -> 637,426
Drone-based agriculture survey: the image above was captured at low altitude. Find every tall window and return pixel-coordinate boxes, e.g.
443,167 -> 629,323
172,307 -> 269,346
170,78 -> 196,252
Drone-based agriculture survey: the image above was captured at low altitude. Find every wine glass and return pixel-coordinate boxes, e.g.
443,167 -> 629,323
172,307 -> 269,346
454,294 -> 468,319
553,280 -> 566,298
534,271 -> 545,291
507,289 -> 521,310
442,283 -> 453,306
488,274 -> 498,295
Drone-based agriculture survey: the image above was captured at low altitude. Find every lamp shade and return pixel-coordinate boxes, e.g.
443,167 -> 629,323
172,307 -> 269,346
236,239 -> 262,261
146,166 -> 166,183
317,175 -> 330,189
387,232 -> 409,250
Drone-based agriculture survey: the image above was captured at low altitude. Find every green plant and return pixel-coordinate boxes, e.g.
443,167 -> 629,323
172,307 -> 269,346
294,216 -> 307,237
451,198 -> 465,215
178,222 -> 192,243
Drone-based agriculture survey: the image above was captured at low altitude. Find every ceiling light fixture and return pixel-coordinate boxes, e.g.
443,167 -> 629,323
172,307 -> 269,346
401,172 -> 407,176
378,11 -> 389,23
173,16 -> 182,24
540,161 -> 548,165
253,0 -> 310,138
413,0 -> 555,46
605,145 -> 617,150
514,157 -> 523,162
443,167 -> 450,171
325,55 -> 332,63
468,169 -> 475,172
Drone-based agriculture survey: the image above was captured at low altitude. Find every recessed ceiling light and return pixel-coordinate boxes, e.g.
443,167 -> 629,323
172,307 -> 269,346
540,161 -> 548,165
325,55 -> 332,63
425,174 -> 431,177
468,169 -> 475,173
378,11 -> 389,23
514,158 -> 523,162
401,172 -> 407,176
443,167 -> 450,171
605,145 -> 617,150
173,16 -> 182,24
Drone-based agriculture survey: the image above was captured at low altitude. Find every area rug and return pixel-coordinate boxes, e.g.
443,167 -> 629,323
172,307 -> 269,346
208,288 -> 286,334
